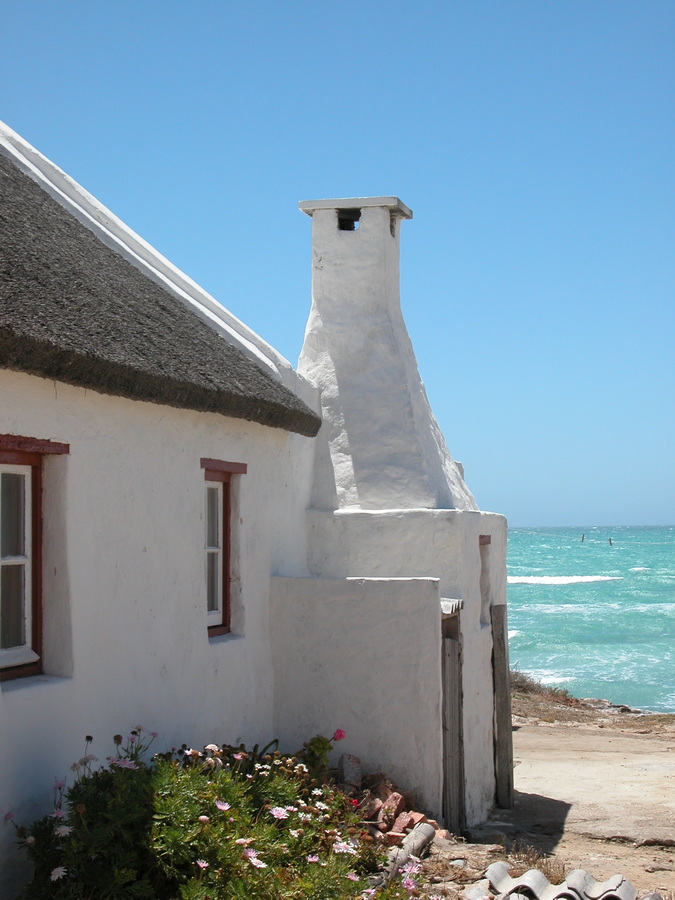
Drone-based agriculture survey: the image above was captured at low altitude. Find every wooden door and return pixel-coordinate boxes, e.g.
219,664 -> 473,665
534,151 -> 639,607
442,619 -> 464,833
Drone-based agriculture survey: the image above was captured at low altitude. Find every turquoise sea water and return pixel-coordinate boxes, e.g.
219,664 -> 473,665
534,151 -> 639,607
507,526 -> 675,712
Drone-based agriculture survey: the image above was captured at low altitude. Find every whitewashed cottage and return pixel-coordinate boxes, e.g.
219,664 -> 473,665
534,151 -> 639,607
0,123 -> 511,895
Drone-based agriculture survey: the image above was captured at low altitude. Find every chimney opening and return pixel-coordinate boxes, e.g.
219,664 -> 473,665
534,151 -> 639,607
389,212 -> 397,237
337,208 -> 361,231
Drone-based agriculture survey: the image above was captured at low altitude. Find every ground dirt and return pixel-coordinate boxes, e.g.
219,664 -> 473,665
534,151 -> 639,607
414,692 -> 675,899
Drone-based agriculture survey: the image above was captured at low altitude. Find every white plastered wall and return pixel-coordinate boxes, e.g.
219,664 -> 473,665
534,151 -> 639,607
270,576 -> 444,818
298,202 -> 476,512
295,197 -> 509,826
0,369 -> 316,894
305,507 -> 507,826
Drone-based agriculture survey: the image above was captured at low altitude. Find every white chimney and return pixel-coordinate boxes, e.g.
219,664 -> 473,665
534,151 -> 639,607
298,197 -> 477,512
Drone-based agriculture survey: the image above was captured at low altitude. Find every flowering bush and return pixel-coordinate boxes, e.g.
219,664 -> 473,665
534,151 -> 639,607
13,728 -> 419,899
297,728 -> 347,779
15,730 -> 158,899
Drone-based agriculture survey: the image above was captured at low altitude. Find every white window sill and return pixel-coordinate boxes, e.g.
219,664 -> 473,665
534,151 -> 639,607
0,647 -> 39,669
1,673 -> 71,692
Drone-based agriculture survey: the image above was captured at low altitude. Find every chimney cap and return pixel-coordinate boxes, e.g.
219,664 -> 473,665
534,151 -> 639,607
298,196 -> 412,219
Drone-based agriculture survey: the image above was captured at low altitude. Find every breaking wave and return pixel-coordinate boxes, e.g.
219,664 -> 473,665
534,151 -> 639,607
507,575 -> 622,585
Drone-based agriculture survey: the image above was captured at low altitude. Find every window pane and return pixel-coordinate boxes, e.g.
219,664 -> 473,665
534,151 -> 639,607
1,473 -> 25,558
1,564 -> 25,648
206,487 -> 220,548
206,551 -> 220,612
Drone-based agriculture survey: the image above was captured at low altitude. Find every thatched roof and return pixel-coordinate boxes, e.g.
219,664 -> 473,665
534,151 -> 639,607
0,151 -> 321,437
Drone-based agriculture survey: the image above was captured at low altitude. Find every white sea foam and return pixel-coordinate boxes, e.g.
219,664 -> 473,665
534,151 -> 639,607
508,630 -> 520,640
507,575 -> 622,585
537,674 -> 569,685
518,668 -> 570,686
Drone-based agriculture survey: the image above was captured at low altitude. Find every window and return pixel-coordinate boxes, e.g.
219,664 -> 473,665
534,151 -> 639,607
0,434 -> 69,681
200,458 -> 247,636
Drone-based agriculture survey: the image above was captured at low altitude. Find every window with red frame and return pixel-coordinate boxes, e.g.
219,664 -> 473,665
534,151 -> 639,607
0,434 -> 69,680
200,458 -> 247,636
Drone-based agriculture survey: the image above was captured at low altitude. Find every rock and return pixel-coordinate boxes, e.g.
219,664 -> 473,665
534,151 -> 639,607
362,770 -> 390,788
373,782 -> 393,802
359,795 -> 383,820
335,782 -> 358,796
337,753 -> 361,787
432,834 -> 464,850
462,878 -> 492,900
363,771 -> 395,802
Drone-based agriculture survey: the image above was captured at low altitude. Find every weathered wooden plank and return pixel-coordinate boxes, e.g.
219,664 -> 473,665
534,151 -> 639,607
491,603 -> 514,808
442,635 -> 464,832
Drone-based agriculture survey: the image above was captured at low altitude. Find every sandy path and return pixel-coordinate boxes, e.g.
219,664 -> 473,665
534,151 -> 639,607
477,711 -> 675,893
512,723 -> 675,843
419,696 -> 675,897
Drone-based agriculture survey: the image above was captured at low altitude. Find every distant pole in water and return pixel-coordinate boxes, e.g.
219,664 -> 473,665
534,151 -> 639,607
609,537 -> 613,546
581,534 -> 585,542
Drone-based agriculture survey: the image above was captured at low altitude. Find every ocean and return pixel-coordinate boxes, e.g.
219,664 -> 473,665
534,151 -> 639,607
506,525 -> 675,713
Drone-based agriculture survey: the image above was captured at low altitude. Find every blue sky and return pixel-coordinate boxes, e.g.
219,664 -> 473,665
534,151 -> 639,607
2,1 -> 673,526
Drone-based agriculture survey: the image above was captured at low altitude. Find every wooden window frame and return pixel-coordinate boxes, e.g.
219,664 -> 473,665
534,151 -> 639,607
0,434 -> 69,681
200,459 -> 247,637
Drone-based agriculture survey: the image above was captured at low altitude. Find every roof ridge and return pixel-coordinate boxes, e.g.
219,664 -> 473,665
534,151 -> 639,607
0,121 -> 297,387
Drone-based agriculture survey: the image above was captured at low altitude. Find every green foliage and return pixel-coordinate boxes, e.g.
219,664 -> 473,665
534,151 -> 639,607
16,730 -> 159,900
297,729 -> 346,780
15,729 -> 409,899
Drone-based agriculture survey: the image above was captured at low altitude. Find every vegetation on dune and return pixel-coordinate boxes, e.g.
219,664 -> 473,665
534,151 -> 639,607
509,668 -> 580,706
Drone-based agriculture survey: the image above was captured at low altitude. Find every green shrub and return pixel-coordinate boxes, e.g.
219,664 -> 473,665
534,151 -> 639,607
14,729 -> 409,899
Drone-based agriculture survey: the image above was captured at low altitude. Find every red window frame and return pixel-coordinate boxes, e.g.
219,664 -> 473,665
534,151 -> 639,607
0,434 -> 69,681
200,459 -> 247,637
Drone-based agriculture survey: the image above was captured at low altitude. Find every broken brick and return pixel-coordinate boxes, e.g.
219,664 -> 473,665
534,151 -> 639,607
377,791 -> 405,827
409,811 -> 429,828
359,795 -> 383,821
392,811 -> 415,833
384,831 -> 406,846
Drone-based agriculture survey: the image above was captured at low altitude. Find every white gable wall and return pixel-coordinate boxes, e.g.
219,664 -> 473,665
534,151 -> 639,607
270,576 -> 444,818
0,368 -> 316,893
